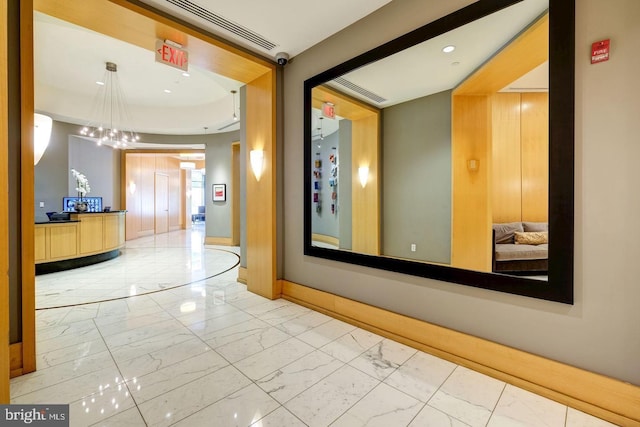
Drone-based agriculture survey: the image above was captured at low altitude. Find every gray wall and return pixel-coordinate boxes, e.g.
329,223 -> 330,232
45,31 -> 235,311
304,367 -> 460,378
337,121 -> 352,250
205,130 -> 240,239
34,121 -> 73,220
68,136 -> 120,211
283,0 -> 640,386
382,90 -> 452,263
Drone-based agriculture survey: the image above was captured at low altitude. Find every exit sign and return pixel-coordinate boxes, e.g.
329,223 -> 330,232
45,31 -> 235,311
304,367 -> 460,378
155,40 -> 189,71
322,102 -> 336,119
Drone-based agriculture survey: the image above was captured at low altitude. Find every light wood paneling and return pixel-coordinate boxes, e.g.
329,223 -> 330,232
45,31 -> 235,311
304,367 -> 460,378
36,213 -> 124,263
140,155 -> 156,234
48,224 -> 79,259
351,114 -> 380,255
9,343 -> 22,378
237,266 -> 248,285
20,0 -> 36,375
311,233 -> 340,247
79,216 -> 104,254
168,158 -> 181,231
281,281 -> 640,427
245,70 -> 278,299
0,0 -> 9,402
104,214 -> 124,250
312,85 -> 380,121
34,226 -> 46,262
454,14 -> 548,95
521,92 -> 549,221
492,93 -> 523,223
204,237 -> 233,246
33,0 -> 272,85
125,153 -> 141,240
155,173 -> 169,234
451,95 -> 492,271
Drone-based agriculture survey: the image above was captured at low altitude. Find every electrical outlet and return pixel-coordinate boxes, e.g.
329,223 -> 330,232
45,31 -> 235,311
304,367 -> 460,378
39,201 -> 45,208
410,243 -> 416,252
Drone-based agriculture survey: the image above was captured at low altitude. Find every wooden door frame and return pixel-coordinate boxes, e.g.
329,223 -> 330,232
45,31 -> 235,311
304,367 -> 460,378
9,0 -> 277,380
1,0 -> 10,403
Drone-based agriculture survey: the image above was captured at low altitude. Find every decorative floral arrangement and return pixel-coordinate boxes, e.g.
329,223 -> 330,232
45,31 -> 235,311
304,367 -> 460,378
71,168 -> 91,201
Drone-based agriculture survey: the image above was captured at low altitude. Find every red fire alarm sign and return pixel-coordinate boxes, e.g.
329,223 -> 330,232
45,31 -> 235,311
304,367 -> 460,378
591,39 -> 610,64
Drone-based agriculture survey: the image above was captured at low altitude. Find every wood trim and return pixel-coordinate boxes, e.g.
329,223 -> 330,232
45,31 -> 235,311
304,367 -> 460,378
0,0 -> 9,403
311,233 -> 339,247
245,70 -> 278,299
280,280 -> 640,426
204,237 -> 233,246
9,343 -> 23,379
34,0 -> 273,84
454,13 -> 548,95
237,266 -> 247,285
20,0 -> 36,375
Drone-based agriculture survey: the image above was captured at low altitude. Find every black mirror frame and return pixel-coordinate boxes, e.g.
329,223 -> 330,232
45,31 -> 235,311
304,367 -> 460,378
304,0 -> 574,304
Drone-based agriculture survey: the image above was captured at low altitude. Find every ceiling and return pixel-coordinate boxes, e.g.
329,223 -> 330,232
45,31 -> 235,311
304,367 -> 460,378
34,0 -> 392,143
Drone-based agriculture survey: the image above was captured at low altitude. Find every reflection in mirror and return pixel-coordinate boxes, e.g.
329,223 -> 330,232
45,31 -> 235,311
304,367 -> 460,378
304,0 -> 574,303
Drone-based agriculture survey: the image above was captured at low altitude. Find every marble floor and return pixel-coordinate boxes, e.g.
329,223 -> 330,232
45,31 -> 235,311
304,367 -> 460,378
14,228 -> 617,426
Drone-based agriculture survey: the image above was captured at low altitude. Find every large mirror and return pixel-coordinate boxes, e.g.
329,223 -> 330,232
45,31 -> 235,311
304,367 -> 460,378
304,0 -> 574,303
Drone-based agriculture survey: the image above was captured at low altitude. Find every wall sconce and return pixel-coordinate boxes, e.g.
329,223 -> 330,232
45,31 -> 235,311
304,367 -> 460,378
34,113 -> 53,165
250,149 -> 265,181
467,159 -> 479,171
128,180 -> 136,195
358,166 -> 369,188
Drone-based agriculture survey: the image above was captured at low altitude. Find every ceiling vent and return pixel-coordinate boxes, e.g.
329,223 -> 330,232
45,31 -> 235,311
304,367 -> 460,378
332,77 -> 387,104
165,0 -> 278,51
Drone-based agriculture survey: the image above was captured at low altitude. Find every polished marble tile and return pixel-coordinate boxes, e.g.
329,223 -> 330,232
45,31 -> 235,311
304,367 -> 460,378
137,365 -> 251,427
284,364 -> 379,426
428,366 -> 506,427
88,407 -> 147,427
126,349 -> 229,404
256,350 -> 344,404
320,327 -> 383,363
409,404 -> 471,426
349,338 -> 417,381
384,350 -> 457,402
296,318 -> 357,348
332,382 -> 423,427
215,325 -> 291,363
234,337 -> 315,380
487,384 -> 566,426
11,351 -> 116,398
250,406 -> 306,426
172,383 -> 280,427
69,381 -> 136,427
116,335 -> 213,380
17,229 -> 618,427
566,407 -> 620,427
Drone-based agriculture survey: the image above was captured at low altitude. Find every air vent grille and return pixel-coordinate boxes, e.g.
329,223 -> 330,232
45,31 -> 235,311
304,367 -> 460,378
166,0 -> 278,51
332,77 -> 387,104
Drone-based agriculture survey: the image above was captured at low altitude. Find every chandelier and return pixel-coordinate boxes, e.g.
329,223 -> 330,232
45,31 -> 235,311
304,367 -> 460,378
79,62 -> 140,148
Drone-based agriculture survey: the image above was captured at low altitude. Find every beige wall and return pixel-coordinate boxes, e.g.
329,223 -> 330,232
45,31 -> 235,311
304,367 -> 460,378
283,0 -> 640,386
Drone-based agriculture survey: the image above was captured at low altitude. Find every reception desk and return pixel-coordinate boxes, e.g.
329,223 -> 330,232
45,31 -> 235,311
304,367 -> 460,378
35,211 -> 125,273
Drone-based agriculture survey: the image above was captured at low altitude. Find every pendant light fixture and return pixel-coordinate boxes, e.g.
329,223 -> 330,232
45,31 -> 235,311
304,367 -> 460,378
79,61 -> 140,149
231,90 -> 238,121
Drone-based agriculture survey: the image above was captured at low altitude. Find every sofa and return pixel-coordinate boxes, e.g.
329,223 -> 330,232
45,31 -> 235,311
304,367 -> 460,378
492,221 -> 548,274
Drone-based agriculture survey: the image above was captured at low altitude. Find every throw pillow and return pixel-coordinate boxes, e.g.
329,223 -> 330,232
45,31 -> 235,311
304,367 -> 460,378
514,231 -> 548,245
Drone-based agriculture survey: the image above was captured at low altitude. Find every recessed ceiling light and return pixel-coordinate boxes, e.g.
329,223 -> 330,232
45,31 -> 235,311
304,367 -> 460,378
96,81 -> 105,86
182,72 -> 190,77
442,45 -> 456,53
164,89 -> 172,93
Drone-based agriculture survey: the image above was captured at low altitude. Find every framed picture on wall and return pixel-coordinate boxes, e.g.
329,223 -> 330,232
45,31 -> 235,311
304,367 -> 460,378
212,184 -> 226,202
